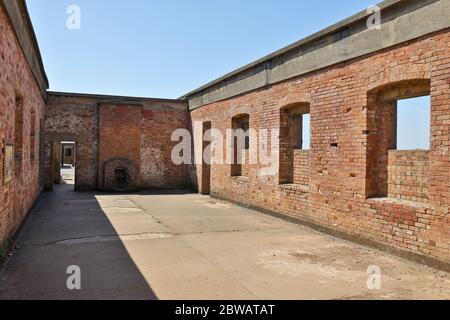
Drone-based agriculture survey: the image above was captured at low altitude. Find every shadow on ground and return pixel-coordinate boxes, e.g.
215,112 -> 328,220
1,184 -> 449,300
0,184 -> 157,300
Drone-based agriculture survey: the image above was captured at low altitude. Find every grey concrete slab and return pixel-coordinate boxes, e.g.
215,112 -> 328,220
0,184 -> 449,300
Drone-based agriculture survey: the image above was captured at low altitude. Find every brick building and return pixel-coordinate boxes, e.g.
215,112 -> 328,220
0,0 -> 449,267
44,92 -> 188,191
0,0 -> 46,252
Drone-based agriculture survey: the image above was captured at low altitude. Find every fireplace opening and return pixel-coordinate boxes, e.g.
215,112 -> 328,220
115,168 -> 128,191
103,159 -> 137,192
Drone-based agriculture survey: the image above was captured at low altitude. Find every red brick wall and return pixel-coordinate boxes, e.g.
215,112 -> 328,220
241,151 -> 249,178
45,97 -> 190,191
103,158 -> 138,191
293,150 -> 309,186
0,6 -> 45,245
99,104 -> 142,190
45,97 -> 99,190
190,30 -> 450,263
141,107 -> 189,189
388,150 -> 430,203
45,97 -> 189,191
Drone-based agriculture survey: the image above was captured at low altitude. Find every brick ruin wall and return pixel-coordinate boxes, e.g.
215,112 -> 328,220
98,104 -> 142,191
190,30 -> 450,264
0,6 -> 45,246
45,96 -> 99,191
293,150 -> 309,186
388,150 -> 430,203
1,0 -> 449,267
45,95 -> 189,191
141,106 -> 190,189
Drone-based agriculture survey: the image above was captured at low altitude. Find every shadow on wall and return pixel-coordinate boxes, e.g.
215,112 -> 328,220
0,184 -> 157,300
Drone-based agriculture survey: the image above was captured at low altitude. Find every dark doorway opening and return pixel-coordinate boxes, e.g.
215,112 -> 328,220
202,122 -> 212,195
115,168 -> 129,191
231,114 -> 250,177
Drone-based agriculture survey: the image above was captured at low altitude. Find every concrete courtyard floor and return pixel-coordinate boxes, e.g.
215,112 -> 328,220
0,183 -> 449,300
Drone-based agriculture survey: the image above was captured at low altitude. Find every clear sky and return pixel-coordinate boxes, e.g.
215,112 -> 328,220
26,0 -> 430,149
26,0 -> 380,98
397,97 -> 430,150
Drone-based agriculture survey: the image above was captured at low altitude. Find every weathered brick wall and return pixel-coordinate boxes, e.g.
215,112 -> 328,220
103,158 -> 139,191
0,6 -> 45,245
99,104 -> 142,191
293,150 -> 309,186
141,105 -> 189,189
45,95 -> 99,190
241,151 -> 250,178
190,30 -> 450,263
45,96 -> 189,191
52,142 -> 61,184
388,150 -> 430,203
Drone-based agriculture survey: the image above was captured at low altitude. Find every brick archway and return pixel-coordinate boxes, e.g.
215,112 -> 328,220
366,79 -> 431,200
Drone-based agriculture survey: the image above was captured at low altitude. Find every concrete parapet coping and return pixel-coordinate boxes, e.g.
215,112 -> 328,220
182,0 -> 449,110
47,91 -> 189,112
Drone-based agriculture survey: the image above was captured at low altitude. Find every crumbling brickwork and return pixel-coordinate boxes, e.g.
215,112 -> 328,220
141,104 -> 190,189
45,94 -> 189,191
0,5 -> 45,245
45,95 -> 99,191
1,0 -> 449,269
99,104 -> 142,191
190,30 -> 450,264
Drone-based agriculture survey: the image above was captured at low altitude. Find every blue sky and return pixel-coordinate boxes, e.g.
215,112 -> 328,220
27,0 -> 379,98
398,97 -> 430,150
26,0 -> 430,149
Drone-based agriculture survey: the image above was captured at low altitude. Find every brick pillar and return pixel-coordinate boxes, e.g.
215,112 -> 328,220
279,109 -> 293,184
429,69 -> 450,210
52,142 -> 61,184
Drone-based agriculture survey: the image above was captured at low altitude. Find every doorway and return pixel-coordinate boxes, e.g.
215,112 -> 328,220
59,141 -> 76,188
201,122 -> 211,195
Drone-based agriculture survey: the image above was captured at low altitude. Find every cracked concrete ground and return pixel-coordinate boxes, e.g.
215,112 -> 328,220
0,184 -> 449,300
